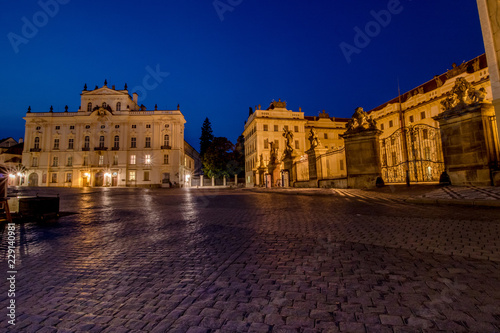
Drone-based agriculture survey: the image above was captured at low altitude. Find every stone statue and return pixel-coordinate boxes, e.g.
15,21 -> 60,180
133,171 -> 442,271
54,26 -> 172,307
282,127 -> 294,155
452,77 -> 471,104
469,87 -> 487,103
434,75 -> 443,88
308,128 -> 321,148
345,107 -> 377,133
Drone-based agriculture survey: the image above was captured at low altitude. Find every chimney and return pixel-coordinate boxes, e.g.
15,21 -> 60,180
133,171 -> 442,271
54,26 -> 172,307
133,92 -> 138,104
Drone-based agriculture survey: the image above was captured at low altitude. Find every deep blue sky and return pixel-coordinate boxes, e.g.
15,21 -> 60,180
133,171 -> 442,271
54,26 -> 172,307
0,0 -> 485,150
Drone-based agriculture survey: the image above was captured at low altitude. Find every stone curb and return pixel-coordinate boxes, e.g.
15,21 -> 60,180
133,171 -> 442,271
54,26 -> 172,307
406,197 -> 500,207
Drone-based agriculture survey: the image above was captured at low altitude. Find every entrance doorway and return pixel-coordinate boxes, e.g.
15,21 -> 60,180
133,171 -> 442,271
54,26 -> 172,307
112,172 -> 118,186
28,173 -> 38,186
95,172 -> 104,187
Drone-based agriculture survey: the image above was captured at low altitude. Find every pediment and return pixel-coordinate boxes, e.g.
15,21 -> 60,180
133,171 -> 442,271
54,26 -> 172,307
81,87 -> 128,96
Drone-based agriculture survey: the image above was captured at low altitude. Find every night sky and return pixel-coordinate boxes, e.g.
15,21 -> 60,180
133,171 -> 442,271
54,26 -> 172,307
0,0 -> 485,150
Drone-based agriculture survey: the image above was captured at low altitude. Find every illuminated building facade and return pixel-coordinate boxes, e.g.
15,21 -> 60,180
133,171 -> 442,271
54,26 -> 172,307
22,82 -> 195,187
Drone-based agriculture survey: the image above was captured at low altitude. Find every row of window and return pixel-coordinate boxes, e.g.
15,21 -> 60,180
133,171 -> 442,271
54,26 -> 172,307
380,112 -> 427,131
263,125 -> 301,132
45,154 -> 171,167
49,171 -> 152,183
33,135 -> 171,150
39,124 -> 169,131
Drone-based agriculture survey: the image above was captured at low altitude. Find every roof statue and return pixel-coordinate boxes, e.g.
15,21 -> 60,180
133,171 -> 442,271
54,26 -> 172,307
440,77 -> 487,111
308,128 -> 321,149
124,83 -> 128,90
83,83 -> 87,91
345,107 -> 377,134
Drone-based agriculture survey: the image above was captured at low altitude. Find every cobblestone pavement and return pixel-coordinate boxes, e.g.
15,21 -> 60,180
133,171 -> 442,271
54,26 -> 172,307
1,187 -> 500,332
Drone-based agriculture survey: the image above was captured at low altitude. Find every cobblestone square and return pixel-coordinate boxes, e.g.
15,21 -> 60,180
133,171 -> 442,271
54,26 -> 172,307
1,187 -> 500,332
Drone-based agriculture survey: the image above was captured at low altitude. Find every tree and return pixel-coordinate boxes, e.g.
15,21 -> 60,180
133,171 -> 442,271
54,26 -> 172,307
202,137 -> 235,179
232,135 -> 245,177
199,117 -> 214,158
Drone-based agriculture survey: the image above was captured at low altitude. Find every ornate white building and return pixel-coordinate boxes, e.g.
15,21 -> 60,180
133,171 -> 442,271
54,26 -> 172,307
22,82 -> 195,188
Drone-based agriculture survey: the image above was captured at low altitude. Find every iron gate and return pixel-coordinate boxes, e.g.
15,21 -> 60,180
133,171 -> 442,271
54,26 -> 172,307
380,124 -> 445,183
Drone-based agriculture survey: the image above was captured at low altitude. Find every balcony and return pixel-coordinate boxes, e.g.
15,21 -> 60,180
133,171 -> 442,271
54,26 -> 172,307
112,146 -> 120,151
161,145 -> 171,150
94,147 -> 108,151
30,148 -> 41,152
82,147 -> 90,151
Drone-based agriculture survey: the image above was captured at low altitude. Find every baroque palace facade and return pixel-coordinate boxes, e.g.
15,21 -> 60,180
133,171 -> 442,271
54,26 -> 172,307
243,53 -> 493,187
22,82 -> 195,188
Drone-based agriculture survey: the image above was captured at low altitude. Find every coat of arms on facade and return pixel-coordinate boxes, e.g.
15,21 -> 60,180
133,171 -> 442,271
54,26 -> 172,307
345,107 -> 377,134
440,77 -> 487,111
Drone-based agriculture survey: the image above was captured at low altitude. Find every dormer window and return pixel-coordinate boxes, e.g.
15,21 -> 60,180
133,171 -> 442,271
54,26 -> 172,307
87,102 -> 92,111
116,102 -> 121,111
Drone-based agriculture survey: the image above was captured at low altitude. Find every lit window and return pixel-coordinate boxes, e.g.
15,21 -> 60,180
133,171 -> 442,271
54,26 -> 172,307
129,171 -> 136,181
131,137 -> 136,148
145,155 -> 151,165
145,137 -> 151,148
98,155 -> 104,166
66,173 -> 72,182
54,139 -> 59,149
130,155 -> 136,165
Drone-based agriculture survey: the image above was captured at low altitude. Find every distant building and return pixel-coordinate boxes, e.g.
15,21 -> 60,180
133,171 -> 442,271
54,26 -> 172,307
242,99 -> 348,187
22,82 -> 196,187
0,138 -> 24,186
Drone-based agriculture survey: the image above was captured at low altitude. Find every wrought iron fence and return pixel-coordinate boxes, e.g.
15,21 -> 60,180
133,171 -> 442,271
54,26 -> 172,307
380,124 -> 444,183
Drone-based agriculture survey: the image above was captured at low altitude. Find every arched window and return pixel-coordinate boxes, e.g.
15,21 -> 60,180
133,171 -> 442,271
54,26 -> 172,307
87,102 -> 92,111
34,137 -> 40,149
99,136 -> 105,148
163,134 -> 170,147
114,136 -> 119,148
84,136 -> 90,148
116,102 -> 121,111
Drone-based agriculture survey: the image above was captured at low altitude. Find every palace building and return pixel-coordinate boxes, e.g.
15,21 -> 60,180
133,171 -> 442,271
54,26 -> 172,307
243,53 -> 494,187
22,82 -> 196,188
